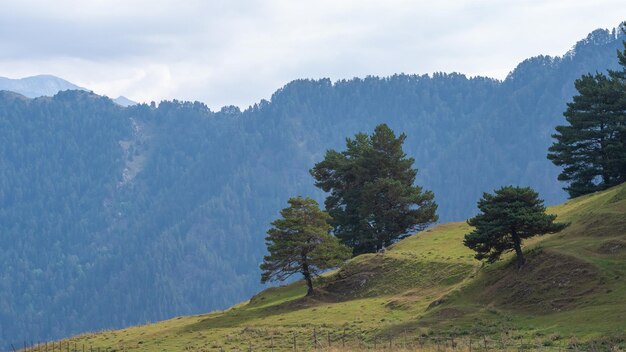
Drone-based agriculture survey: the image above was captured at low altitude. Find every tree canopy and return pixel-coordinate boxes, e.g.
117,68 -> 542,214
310,124 -> 438,255
260,197 -> 351,296
464,186 -> 566,269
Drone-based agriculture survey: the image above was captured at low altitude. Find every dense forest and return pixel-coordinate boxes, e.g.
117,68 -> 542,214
0,27 -> 624,346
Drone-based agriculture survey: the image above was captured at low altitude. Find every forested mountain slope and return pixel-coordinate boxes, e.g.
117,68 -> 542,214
0,26 -> 624,346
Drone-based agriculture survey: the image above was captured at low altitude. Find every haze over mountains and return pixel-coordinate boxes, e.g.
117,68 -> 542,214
0,26 -> 624,347
0,74 -> 136,106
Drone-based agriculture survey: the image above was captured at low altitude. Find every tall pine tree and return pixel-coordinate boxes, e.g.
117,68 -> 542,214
608,37 -> 626,181
311,124 -> 438,255
548,37 -> 626,197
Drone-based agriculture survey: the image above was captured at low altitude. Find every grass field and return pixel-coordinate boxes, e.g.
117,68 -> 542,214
47,183 -> 626,351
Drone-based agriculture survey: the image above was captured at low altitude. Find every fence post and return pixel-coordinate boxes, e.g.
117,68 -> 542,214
342,329 -> 346,348
403,329 -> 407,349
313,327 -> 318,349
327,331 -> 331,348
469,338 -> 472,352
271,334 -> 274,352
293,333 -> 297,352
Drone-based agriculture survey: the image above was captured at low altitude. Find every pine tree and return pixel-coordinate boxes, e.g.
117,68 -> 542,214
463,186 -> 566,269
310,124 -> 438,255
608,37 -> 626,182
260,197 -> 351,296
548,38 -> 626,197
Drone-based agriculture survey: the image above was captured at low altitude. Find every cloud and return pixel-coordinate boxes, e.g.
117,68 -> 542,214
0,0 -> 624,109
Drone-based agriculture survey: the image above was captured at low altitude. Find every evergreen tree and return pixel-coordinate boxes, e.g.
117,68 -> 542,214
464,186 -> 566,269
548,40 -> 626,197
260,197 -> 351,296
310,124 -> 438,255
608,37 -> 626,182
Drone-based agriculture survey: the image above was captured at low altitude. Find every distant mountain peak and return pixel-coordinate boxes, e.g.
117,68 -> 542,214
0,74 -> 86,98
0,74 -> 138,107
113,95 -> 137,107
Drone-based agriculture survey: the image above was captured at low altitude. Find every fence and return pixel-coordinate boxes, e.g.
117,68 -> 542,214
11,328 -> 618,352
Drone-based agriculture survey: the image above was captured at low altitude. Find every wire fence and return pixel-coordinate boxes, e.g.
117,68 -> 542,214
11,328 -> 619,352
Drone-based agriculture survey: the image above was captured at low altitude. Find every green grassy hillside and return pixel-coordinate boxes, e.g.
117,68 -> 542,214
52,183 -> 626,351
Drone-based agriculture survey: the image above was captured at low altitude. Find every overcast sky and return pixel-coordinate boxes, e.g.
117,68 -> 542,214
1,0 -> 624,109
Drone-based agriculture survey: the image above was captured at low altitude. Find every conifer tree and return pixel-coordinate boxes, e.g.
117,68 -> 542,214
548,38 -> 626,197
260,197 -> 351,296
311,124 -> 438,255
608,37 -> 626,181
464,186 -> 566,269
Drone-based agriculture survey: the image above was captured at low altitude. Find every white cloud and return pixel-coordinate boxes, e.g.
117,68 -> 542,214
0,0 -> 624,109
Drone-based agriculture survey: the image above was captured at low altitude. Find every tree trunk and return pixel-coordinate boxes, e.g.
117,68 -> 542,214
599,123 -> 612,186
376,238 -> 384,252
511,231 -> 526,269
302,260 -> 314,296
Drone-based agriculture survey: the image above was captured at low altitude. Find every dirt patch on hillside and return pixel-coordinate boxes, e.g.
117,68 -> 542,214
477,250 -> 600,313
598,240 -> 626,254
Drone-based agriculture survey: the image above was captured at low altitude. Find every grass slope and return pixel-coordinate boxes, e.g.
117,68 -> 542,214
55,183 -> 626,351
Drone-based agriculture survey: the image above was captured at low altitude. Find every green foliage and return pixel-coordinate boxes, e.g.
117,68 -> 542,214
548,40 -> 626,197
311,124 -> 438,255
464,186 -> 567,268
260,197 -> 351,295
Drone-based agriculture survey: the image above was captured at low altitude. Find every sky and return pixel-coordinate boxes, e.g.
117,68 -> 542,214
1,0 -> 625,109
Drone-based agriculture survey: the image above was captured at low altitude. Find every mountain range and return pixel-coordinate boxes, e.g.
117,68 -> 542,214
0,26 -> 624,347
0,74 -> 136,106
